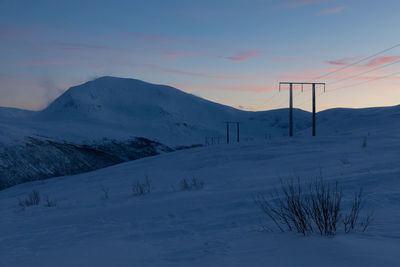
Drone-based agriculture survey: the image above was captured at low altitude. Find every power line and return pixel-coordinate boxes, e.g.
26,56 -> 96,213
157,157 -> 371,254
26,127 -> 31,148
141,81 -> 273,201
328,57 -> 400,86
253,91 -> 279,110
311,43 -> 400,82
273,84 -> 311,109
298,69 -> 400,108
295,42 -> 400,109
297,91 -> 324,108
327,70 -> 400,93
272,95 -> 291,109
275,42 -> 400,112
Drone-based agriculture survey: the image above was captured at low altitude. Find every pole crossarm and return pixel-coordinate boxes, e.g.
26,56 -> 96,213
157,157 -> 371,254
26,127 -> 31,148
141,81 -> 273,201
279,82 -> 326,85
279,82 -> 325,92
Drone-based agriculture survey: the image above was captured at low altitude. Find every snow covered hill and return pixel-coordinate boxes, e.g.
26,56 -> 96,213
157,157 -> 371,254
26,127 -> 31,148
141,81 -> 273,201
0,76 -> 398,189
0,124 -> 399,266
318,105 -> 400,135
32,76 -> 312,144
0,76 -> 311,189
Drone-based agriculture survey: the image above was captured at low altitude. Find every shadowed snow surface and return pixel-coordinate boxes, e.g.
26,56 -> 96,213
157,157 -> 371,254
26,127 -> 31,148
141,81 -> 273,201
0,127 -> 399,266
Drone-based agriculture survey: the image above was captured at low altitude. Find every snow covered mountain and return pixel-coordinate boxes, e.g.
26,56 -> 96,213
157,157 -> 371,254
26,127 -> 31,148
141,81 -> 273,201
30,76 -> 313,144
0,76 -> 311,189
0,76 -> 398,189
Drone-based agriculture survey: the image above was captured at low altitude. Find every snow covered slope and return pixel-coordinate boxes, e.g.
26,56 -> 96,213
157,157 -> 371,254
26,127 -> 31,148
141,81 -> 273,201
0,107 -> 35,120
0,76 -> 311,188
0,124 -> 399,266
317,105 -> 400,135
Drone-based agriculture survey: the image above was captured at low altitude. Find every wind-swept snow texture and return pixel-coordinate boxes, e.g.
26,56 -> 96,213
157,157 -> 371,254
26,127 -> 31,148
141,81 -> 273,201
0,119 -> 399,266
0,76 -> 312,189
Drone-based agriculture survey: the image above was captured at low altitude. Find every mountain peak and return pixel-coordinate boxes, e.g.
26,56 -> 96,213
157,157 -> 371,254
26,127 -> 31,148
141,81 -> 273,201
36,76 -> 231,122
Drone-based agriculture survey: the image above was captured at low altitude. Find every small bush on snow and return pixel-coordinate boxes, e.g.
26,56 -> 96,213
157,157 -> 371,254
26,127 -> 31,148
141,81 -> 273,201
44,195 -> 57,207
101,185 -> 110,200
132,176 -> 152,196
179,178 -> 204,191
255,177 -> 373,236
18,190 -> 41,208
362,137 -> 368,148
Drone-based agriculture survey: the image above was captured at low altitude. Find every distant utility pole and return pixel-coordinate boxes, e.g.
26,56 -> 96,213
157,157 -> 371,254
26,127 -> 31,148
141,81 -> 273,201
226,122 -> 230,144
225,121 -> 240,143
236,122 -> 240,143
279,82 -> 325,137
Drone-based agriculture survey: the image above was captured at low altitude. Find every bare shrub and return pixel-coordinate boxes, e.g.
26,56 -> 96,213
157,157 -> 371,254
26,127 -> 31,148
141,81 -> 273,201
132,176 -> 152,196
362,137 -> 367,148
101,185 -> 110,199
180,178 -> 204,191
360,212 -> 374,232
308,180 -> 342,235
18,190 -> 41,208
255,178 -> 372,236
343,189 -> 373,233
44,195 -> 57,207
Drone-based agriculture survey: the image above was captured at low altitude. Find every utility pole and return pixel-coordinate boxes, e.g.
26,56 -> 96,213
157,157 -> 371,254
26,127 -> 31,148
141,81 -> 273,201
312,83 -> 316,136
225,121 -> 240,144
226,122 -> 230,144
279,82 -> 325,137
289,83 -> 293,137
236,122 -> 240,143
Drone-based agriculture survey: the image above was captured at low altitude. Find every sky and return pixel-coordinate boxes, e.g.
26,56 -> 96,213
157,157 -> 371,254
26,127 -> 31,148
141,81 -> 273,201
0,0 -> 399,112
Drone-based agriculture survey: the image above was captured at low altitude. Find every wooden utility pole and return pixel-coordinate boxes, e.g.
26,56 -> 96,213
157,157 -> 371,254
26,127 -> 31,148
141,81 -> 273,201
225,121 -> 240,143
236,122 -> 240,142
279,82 -> 325,137
226,122 -> 230,144
312,83 -> 316,136
289,83 -> 293,137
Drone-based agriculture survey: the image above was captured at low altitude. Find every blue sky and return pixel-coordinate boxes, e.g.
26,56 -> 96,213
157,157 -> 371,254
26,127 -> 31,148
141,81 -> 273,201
1,0 -> 399,111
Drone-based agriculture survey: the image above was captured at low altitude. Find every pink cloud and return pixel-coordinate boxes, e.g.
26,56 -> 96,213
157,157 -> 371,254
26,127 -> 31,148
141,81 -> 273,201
325,56 -> 362,66
222,50 -> 260,62
55,43 -> 110,51
283,0 -> 321,8
275,57 -> 303,63
277,64 -> 370,81
0,25 -> 34,40
173,83 -> 275,92
14,60 -> 64,67
320,7 -> 344,15
127,62 -> 252,80
326,60 -> 347,66
278,63 -> 400,84
365,56 -> 400,67
124,32 -> 206,45
0,73 -> 37,88
160,51 -> 201,57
